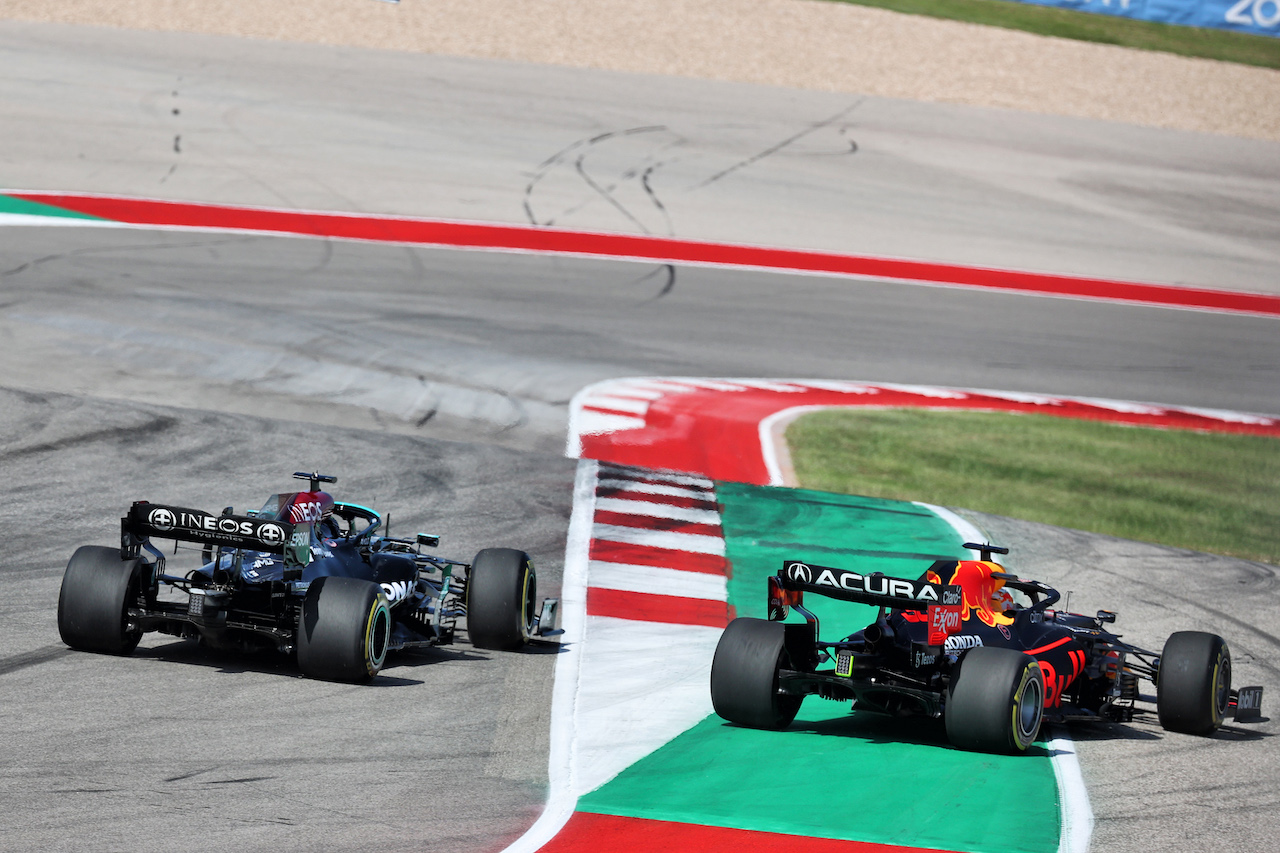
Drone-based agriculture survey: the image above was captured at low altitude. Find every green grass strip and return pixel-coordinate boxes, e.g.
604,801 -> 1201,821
827,0 -> 1280,69
788,408 -> 1280,565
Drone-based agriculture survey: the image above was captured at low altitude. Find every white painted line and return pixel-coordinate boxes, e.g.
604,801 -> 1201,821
913,503 -> 986,555
0,213 -> 120,228
668,378 -> 758,392
1175,405 -> 1276,425
595,496 -> 721,525
573,410 -> 647,437
1048,728 -> 1095,853
792,380 -> 880,394
759,405 -> 831,487
591,524 -> 727,556
571,616 -> 723,796
586,386 -> 669,401
621,379 -> 707,394
588,561 -> 728,600
731,379 -> 810,393
580,395 -> 653,415
1067,396 -> 1167,416
871,382 -> 971,400
917,501 -> 1094,853
499,458 -> 597,853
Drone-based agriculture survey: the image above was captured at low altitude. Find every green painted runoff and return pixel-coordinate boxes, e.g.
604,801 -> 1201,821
0,194 -> 104,220
577,482 -> 1061,853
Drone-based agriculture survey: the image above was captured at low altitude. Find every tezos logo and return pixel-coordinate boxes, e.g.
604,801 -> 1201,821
258,523 -> 286,546
786,562 -> 813,584
148,507 -> 176,531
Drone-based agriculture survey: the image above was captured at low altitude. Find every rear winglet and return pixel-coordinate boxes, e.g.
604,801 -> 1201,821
1234,685 -> 1264,723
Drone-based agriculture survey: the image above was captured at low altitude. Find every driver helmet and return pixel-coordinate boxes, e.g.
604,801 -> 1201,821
991,588 -> 1017,613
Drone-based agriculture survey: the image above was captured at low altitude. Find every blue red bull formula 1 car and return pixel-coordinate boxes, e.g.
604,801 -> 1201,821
711,544 -> 1263,753
57,472 -> 560,682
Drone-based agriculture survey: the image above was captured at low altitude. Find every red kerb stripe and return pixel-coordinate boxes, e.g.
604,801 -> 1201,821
593,509 -> 723,537
586,587 -> 732,628
540,812 -> 961,853
589,540 -> 730,575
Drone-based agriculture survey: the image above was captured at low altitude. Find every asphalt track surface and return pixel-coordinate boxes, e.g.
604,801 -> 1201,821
1,20 -> 1278,853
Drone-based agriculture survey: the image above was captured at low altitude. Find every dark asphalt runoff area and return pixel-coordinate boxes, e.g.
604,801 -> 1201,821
2,19 -> 1278,853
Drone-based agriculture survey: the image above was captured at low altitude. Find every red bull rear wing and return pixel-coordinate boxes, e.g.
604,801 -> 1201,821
776,560 -> 963,645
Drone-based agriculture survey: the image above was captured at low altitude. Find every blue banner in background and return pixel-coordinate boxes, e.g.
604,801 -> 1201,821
1013,0 -> 1280,37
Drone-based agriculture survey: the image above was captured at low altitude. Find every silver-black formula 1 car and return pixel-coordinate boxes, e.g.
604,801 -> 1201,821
711,544 -> 1263,753
57,472 -> 560,682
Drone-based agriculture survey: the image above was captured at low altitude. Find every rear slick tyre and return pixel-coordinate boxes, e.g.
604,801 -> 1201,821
57,545 -> 144,655
1157,631 -> 1230,735
711,617 -> 802,730
467,548 -> 536,651
946,647 -> 1044,754
297,576 -> 391,683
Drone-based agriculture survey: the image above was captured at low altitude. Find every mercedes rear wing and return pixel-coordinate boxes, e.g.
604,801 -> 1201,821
121,501 -> 308,568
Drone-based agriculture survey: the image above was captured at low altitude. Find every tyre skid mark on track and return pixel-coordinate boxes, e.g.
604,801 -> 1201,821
0,645 -> 72,677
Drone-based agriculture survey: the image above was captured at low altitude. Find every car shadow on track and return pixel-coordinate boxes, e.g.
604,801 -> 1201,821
778,712 -> 1146,758
131,640 -> 443,685
131,635 -> 565,685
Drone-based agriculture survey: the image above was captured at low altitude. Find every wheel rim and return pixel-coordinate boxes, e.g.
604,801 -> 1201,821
520,562 -> 536,638
1016,668 -> 1043,742
1018,676 -> 1039,732
366,598 -> 390,673
1214,652 -> 1231,720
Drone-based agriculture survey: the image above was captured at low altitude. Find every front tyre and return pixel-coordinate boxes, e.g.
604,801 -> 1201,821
58,545 -> 144,655
1157,631 -> 1230,735
946,647 -> 1044,754
711,617 -> 803,730
297,576 -> 391,682
467,548 -> 536,651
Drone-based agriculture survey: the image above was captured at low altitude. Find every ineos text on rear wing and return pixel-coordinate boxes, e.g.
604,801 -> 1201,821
121,501 -> 300,562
